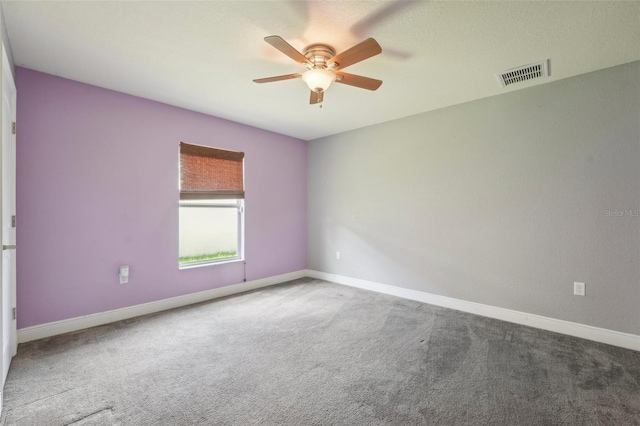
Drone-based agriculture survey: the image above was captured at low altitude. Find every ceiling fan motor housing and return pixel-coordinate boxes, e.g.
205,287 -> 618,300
303,44 -> 337,69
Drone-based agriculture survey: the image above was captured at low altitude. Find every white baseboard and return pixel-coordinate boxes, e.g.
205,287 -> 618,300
305,270 -> 640,352
18,270 -> 307,343
19,269 -> 639,352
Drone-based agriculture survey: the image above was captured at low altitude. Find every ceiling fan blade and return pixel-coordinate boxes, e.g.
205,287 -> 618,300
309,90 -> 324,104
328,38 -> 382,70
253,73 -> 302,84
335,72 -> 382,91
264,36 -> 312,67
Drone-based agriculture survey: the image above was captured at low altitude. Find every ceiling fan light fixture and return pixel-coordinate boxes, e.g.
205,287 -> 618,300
302,68 -> 336,93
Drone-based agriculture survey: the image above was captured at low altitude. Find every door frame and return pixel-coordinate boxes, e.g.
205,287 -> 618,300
0,41 -> 17,414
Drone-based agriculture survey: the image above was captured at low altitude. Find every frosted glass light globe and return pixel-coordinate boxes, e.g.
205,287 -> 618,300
302,68 -> 336,92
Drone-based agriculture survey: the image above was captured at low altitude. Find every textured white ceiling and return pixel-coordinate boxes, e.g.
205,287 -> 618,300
3,1 -> 639,141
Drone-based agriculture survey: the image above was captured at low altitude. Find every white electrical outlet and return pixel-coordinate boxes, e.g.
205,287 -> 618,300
120,265 -> 129,284
573,282 -> 585,296
336,251 -> 341,260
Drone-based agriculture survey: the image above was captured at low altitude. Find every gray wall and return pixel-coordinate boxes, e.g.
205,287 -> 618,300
307,62 -> 640,335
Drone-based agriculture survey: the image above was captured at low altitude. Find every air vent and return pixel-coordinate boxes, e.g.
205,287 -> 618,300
498,60 -> 548,87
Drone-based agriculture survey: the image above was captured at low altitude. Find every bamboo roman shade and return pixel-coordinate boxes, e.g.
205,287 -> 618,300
179,142 -> 245,200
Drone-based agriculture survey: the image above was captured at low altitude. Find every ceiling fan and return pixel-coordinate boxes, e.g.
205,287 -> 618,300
253,36 -> 383,105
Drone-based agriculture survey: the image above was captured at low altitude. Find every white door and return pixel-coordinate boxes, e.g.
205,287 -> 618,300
0,43 -> 17,410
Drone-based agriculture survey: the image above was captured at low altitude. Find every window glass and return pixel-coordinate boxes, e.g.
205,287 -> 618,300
179,200 -> 241,265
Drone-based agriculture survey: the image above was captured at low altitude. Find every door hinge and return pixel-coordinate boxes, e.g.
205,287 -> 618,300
11,122 -> 16,135
12,307 -> 16,320
11,215 -> 15,228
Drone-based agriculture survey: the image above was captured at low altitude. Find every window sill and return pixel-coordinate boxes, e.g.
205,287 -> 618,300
178,257 -> 244,270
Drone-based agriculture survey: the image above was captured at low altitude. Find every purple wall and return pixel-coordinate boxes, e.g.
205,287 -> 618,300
16,68 -> 307,328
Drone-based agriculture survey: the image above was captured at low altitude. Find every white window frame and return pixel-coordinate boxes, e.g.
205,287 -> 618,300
178,199 -> 245,269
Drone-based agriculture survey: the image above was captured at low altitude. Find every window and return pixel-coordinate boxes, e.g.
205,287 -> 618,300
179,142 -> 244,267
